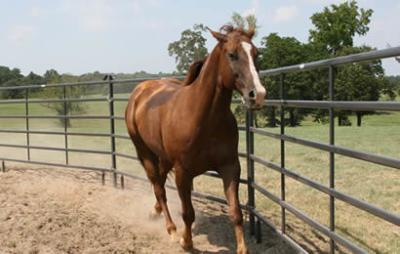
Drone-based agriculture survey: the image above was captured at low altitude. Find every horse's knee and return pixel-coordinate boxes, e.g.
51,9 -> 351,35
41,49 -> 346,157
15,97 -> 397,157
153,184 -> 166,201
228,207 -> 243,225
154,201 -> 162,213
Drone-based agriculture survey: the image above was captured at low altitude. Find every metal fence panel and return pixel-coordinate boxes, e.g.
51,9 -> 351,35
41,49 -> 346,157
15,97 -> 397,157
0,46 -> 399,254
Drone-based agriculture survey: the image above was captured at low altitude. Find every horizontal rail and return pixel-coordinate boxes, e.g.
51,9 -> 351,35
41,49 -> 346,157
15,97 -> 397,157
0,143 -> 111,155
0,129 -> 132,140
238,152 -> 247,158
0,115 -> 115,120
238,125 -> 246,131
260,46 -> 400,76
0,76 -> 185,91
264,100 -> 400,111
251,128 -> 400,170
113,152 -> 138,160
0,97 -> 108,104
252,182 -> 366,253
0,80 -> 109,91
0,157 -> 113,173
113,98 -> 129,102
114,134 -> 131,140
0,129 -> 107,137
250,154 -> 400,226
203,171 -> 248,184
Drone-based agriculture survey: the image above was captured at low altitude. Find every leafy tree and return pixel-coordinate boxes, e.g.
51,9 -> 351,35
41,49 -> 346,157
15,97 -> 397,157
2,71 -> 44,99
335,46 -> 389,126
258,33 -> 310,127
0,66 -> 24,99
40,69 -> 86,127
0,66 -> 23,85
385,76 -> 400,98
309,0 -> 373,55
307,0 -> 381,126
168,24 -> 208,73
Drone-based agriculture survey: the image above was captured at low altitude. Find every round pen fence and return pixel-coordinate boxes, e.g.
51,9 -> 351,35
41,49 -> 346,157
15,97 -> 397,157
1,47 -> 400,254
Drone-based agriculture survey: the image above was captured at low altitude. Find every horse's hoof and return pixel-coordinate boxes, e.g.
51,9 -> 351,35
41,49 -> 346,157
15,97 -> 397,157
148,211 -> 161,220
236,248 -> 249,254
179,237 -> 193,251
169,230 -> 178,242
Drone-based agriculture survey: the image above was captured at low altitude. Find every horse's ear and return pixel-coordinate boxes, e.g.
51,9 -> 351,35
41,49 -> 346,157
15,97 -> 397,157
206,27 -> 227,43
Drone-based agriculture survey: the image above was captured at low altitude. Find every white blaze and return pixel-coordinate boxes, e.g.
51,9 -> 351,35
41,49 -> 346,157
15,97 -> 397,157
241,42 -> 266,102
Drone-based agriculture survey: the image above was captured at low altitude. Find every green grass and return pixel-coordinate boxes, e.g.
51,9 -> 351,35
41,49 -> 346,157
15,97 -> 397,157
0,96 -> 399,253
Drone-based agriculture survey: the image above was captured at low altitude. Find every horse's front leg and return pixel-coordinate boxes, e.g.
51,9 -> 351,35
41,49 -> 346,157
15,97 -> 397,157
218,159 -> 249,254
175,167 -> 195,250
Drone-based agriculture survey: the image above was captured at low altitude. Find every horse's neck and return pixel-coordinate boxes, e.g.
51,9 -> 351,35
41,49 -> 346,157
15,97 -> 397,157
188,45 -> 233,125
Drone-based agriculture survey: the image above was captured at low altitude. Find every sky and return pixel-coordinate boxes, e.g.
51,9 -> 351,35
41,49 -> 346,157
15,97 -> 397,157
0,0 -> 399,76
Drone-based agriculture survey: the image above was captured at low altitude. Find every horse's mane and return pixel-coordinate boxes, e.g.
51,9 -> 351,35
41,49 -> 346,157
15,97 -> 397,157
219,24 -> 253,37
182,58 -> 206,86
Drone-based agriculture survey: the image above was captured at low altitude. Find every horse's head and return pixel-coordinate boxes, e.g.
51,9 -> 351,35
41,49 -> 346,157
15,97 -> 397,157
207,25 -> 266,109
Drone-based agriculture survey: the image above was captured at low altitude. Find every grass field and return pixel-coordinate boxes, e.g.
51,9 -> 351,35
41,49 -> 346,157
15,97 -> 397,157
0,93 -> 399,253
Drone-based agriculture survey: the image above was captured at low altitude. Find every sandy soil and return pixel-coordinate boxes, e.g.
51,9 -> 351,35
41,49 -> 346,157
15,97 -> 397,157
0,167 -> 296,254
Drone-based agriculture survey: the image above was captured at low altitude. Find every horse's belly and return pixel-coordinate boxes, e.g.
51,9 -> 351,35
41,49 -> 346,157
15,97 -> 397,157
164,134 -> 238,173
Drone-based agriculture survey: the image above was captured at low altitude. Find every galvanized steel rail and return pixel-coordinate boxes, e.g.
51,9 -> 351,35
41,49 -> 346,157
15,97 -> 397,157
0,47 -> 399,253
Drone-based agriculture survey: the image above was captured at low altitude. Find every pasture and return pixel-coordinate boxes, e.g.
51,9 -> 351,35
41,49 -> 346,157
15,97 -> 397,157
0,94 -> 399,253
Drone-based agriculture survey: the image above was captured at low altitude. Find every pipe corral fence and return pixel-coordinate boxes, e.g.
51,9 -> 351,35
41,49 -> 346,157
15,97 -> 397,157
1,47 -> 400,254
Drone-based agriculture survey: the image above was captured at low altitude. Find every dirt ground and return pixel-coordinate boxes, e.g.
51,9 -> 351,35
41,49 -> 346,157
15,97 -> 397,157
0,167 -> 297,254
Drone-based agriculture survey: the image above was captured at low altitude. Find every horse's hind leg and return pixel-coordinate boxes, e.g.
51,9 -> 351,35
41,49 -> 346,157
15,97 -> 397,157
175,166 -> 195,250
153,159 -> 177,236
138,149 -> 177,236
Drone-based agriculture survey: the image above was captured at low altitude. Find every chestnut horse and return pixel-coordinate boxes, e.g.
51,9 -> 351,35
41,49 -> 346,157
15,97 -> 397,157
125,25 -> 266,254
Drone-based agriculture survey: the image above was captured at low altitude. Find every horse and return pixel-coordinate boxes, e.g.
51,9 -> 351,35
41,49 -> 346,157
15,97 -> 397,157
125,25 -> 266,254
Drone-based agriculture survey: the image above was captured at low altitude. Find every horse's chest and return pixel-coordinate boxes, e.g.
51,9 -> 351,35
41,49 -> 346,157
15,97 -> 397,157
177,130 -> 237,169
162,112 -> 238,169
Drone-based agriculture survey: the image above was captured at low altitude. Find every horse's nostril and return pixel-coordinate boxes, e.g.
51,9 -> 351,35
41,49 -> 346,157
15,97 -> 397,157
249,90 -> 256,99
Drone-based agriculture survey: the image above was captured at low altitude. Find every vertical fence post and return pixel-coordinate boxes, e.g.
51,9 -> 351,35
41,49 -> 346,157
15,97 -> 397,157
108,75 -> 117,187
120,175 -> 125,189
102,171 -> 106,185
25,88 -> 30,161
246,109 -> 255,236
329,66 -> 336,253
1,160 -> 5,173
255,217 -> 262,243
280,74 -> 286,234
63,85 -> 69,164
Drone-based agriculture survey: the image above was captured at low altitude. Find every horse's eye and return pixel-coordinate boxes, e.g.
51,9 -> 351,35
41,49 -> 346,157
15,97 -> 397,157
228,52 -> 238,61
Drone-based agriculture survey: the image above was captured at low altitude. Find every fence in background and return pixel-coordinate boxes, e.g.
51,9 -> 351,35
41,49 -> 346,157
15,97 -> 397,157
1,47 -> 400,253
